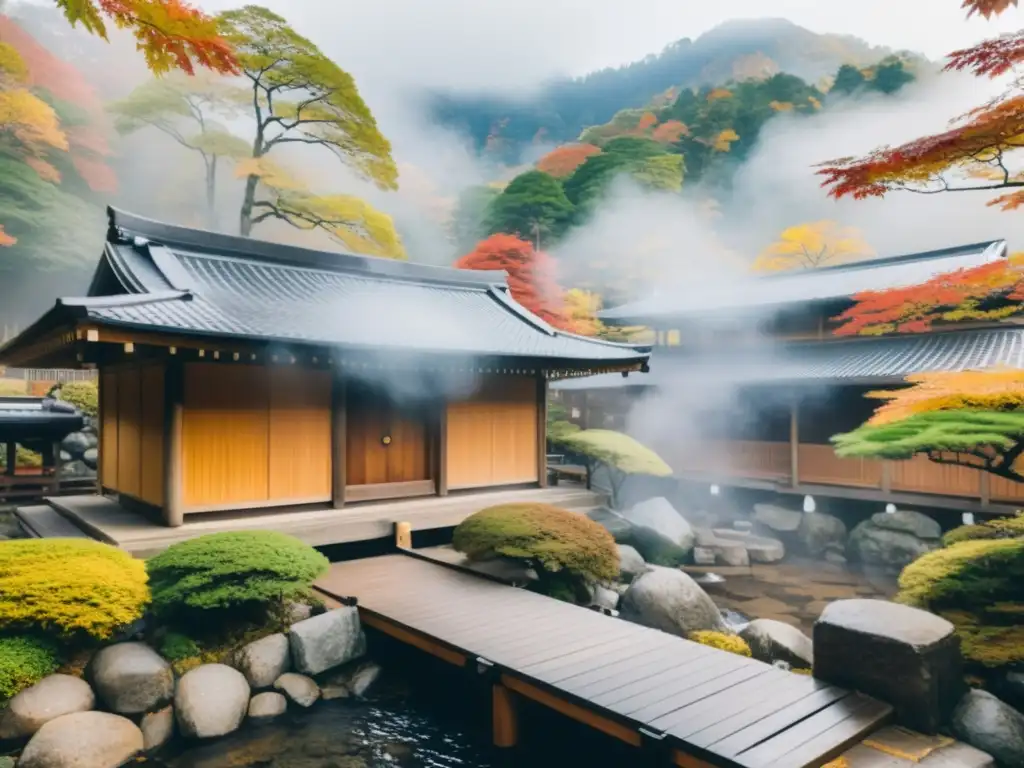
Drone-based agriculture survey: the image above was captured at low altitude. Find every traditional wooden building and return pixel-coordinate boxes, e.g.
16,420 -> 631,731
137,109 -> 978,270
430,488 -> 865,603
554,239 -> 1024,513
0,208 -> 650,528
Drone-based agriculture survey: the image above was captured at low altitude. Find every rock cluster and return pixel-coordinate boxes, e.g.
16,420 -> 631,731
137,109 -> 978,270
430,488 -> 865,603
59,415 -> 99,478
1,606 -> 378,767
847,509 -> 942,572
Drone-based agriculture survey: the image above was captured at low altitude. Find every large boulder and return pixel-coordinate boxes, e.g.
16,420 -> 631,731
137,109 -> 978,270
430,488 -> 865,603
139,706 -> 174,752
289,607 -> 366,676
619,566 -> 727,637
234,633 -> 291,689
814,599 -> 964,734
0,674 -> 96,740
273,673 -> 320,708
585,507 -> 633,542
847,512 -> 940,572
952,690 -> 1024,767
744,535 -> 786,563
174,664 -> 250,739
740,619 -> 813,668
797,513 -> 848,558
86,642 -> 174,715
753,503 -> 803,533
616,545 -> 648,582
622,497 -> 695,553
18,711 -> 143,768
60,432 -> 90,459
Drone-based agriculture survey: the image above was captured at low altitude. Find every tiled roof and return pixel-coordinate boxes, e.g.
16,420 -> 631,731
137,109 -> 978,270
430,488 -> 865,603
552,327 -> 1024,390
599,240 -> 1008,322
0,397 -> 84,439
5,208 -> 650,368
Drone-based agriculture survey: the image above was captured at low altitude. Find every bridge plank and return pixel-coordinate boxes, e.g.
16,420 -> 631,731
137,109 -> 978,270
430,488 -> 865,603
316,554 -> 890,768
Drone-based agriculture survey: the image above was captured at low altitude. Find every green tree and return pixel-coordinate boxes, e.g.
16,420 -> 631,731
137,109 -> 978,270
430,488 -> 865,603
217,6 -> 404,257
829,64 -> 867,95
107,74 -> 250,226
484,170 -> 574,247
870,60 -> 915,94
562,137 -> 682,215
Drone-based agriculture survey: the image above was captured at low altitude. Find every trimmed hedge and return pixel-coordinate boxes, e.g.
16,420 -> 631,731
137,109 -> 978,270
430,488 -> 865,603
146,531 -> 330,622
0,539 -> 150,641
942,512 -> 1024,547
0,636 -> 61,702
453,503 -> 619,603
57,381 -> 98,417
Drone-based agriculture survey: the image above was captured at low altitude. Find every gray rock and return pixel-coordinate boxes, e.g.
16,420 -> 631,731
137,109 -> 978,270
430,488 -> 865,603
814,599 -> 964,734
320,684 -> 350,701
18,711 -> 143,768
59,450 -> 72,463
692,546 -> 716,565
590,584 -> 620,611
998,671 -> 1024,713
753,503 -> 803,532
140,705 -> 174,752
62,460 -> 92,478
871,509 -> 942,540
60,432 -> 90,459
347,662 -> 382,698
289,607 -> 366,675
619,566 -> 727,637
824,549 -> 848,566
848,518 -> 938,571
740,619 -> 813,668
745,535 -> 785,563
274,673 -> 320,708
235,633 -> 290,689
175,664 -> 250,739
952,690 -> 1024,767
585,506 -> 633,542
623,497 -> 695,553
797,513 -> 848,558
0,674 -> 96,739
716,543 -> 750,567
82,448 -> 98,470
248,692 -> 288,720
285,602 -> 314,623
616,545 -> 648,581
86,642 -> 173,716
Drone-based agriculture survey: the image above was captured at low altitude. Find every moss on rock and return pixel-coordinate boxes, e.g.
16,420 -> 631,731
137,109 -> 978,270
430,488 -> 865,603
688,631 -> 751,657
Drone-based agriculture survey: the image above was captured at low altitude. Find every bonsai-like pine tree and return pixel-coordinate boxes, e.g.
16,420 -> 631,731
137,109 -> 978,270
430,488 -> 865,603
832,368 -> 1024,482
553,428 -> 673,508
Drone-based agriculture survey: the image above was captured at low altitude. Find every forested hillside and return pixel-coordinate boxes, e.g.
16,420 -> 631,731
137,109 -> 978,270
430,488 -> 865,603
430,18 -> 924,163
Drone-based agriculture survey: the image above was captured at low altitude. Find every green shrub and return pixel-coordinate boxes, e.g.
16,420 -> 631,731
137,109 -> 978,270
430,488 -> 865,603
0,636 -> 61,702
159,632 -> 201,661
942,512 -> 1024,547
0,539 -> 150,641
146,531 -> 330,622
57,381 -> 98,417
0,379 -> 27,396
688,631 -> 751,657
453,503 -> 619,603
898,537 -> 1024,669
626,525 -> 690,567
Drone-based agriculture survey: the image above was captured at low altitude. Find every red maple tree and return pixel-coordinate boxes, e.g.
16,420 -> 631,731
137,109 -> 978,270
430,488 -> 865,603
832,255 -> 1024,335
454,234 -> 575,332
535,143 -> 601,179
818,0 -> 1024,209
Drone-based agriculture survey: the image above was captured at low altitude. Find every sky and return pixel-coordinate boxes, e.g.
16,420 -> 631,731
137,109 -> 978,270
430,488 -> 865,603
194,0 -> 1024,95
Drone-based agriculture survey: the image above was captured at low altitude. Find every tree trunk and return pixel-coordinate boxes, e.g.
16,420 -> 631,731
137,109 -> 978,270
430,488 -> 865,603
205,157 -> 218,229
239,173 -> 259,237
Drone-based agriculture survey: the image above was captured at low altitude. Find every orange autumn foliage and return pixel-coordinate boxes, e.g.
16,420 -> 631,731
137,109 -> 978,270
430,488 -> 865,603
651,120 -> 688,143
864,368 -> 1024,426
454,234 -> 574,332
0,225 -> 15,246
818,0 -> 1024,208
636,111 -> 657,132
536,143 -> 601,179
831,253 -> 1024,336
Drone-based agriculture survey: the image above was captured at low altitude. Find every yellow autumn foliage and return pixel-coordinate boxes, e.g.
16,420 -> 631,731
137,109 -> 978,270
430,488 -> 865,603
564,288 -> 605,336
710,128 -> 740,152
688,631 -> 752,657
753,220 -> 875,272
0,539 -> 150,641
866,367 -> 1024,426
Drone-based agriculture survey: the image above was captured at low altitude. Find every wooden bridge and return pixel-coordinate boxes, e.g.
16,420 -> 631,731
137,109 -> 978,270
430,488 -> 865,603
315,550 -> 894,768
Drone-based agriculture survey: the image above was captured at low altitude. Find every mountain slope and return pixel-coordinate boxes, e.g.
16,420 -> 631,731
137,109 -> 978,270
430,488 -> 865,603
430,18 -> 925,163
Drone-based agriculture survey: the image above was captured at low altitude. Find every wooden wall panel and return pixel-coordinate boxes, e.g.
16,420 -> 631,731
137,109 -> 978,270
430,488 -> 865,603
890,454 -> 980,498
798,444 -> 883,489
446,376 -> 538,490
182,363 -> 270,508
116,368 -> 142,498
346,388 -> 430,486
139,365 -> 165,506
990,474 -> 1024,503
100,371 -> 119,489
269,367 -> 332,500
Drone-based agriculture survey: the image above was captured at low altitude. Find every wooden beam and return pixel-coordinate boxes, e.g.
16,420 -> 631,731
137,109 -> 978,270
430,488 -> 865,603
789,399 -> 799,488
4,441 -> 15,476
881,461 -> 893,494
394,521 -> 412,550
163,360 -> 184,527
492,684 -> 519,749
436,398 -> 448,497
537,375 -> 548,488
980,470 -> 991,507
331,374 -> 346,509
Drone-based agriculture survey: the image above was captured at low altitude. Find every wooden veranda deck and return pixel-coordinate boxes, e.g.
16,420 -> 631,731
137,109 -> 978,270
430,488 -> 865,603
315,553 -> 893,768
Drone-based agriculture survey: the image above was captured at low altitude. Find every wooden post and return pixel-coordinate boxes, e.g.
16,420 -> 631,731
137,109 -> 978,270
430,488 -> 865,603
163,361 -> 184,527
395,521 -> 412,550
537,375 -> 548,488
4,441 -> 14,476
980,470 -> 991,507
436,398 -> 448,497
492,683 -> 519,748
789,398 -> 799,488
881,461 -> 893,493
331,374 -> 346,509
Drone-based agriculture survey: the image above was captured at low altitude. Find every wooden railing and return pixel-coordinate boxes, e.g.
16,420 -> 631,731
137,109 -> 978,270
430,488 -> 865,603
668,439 -> 1024,505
